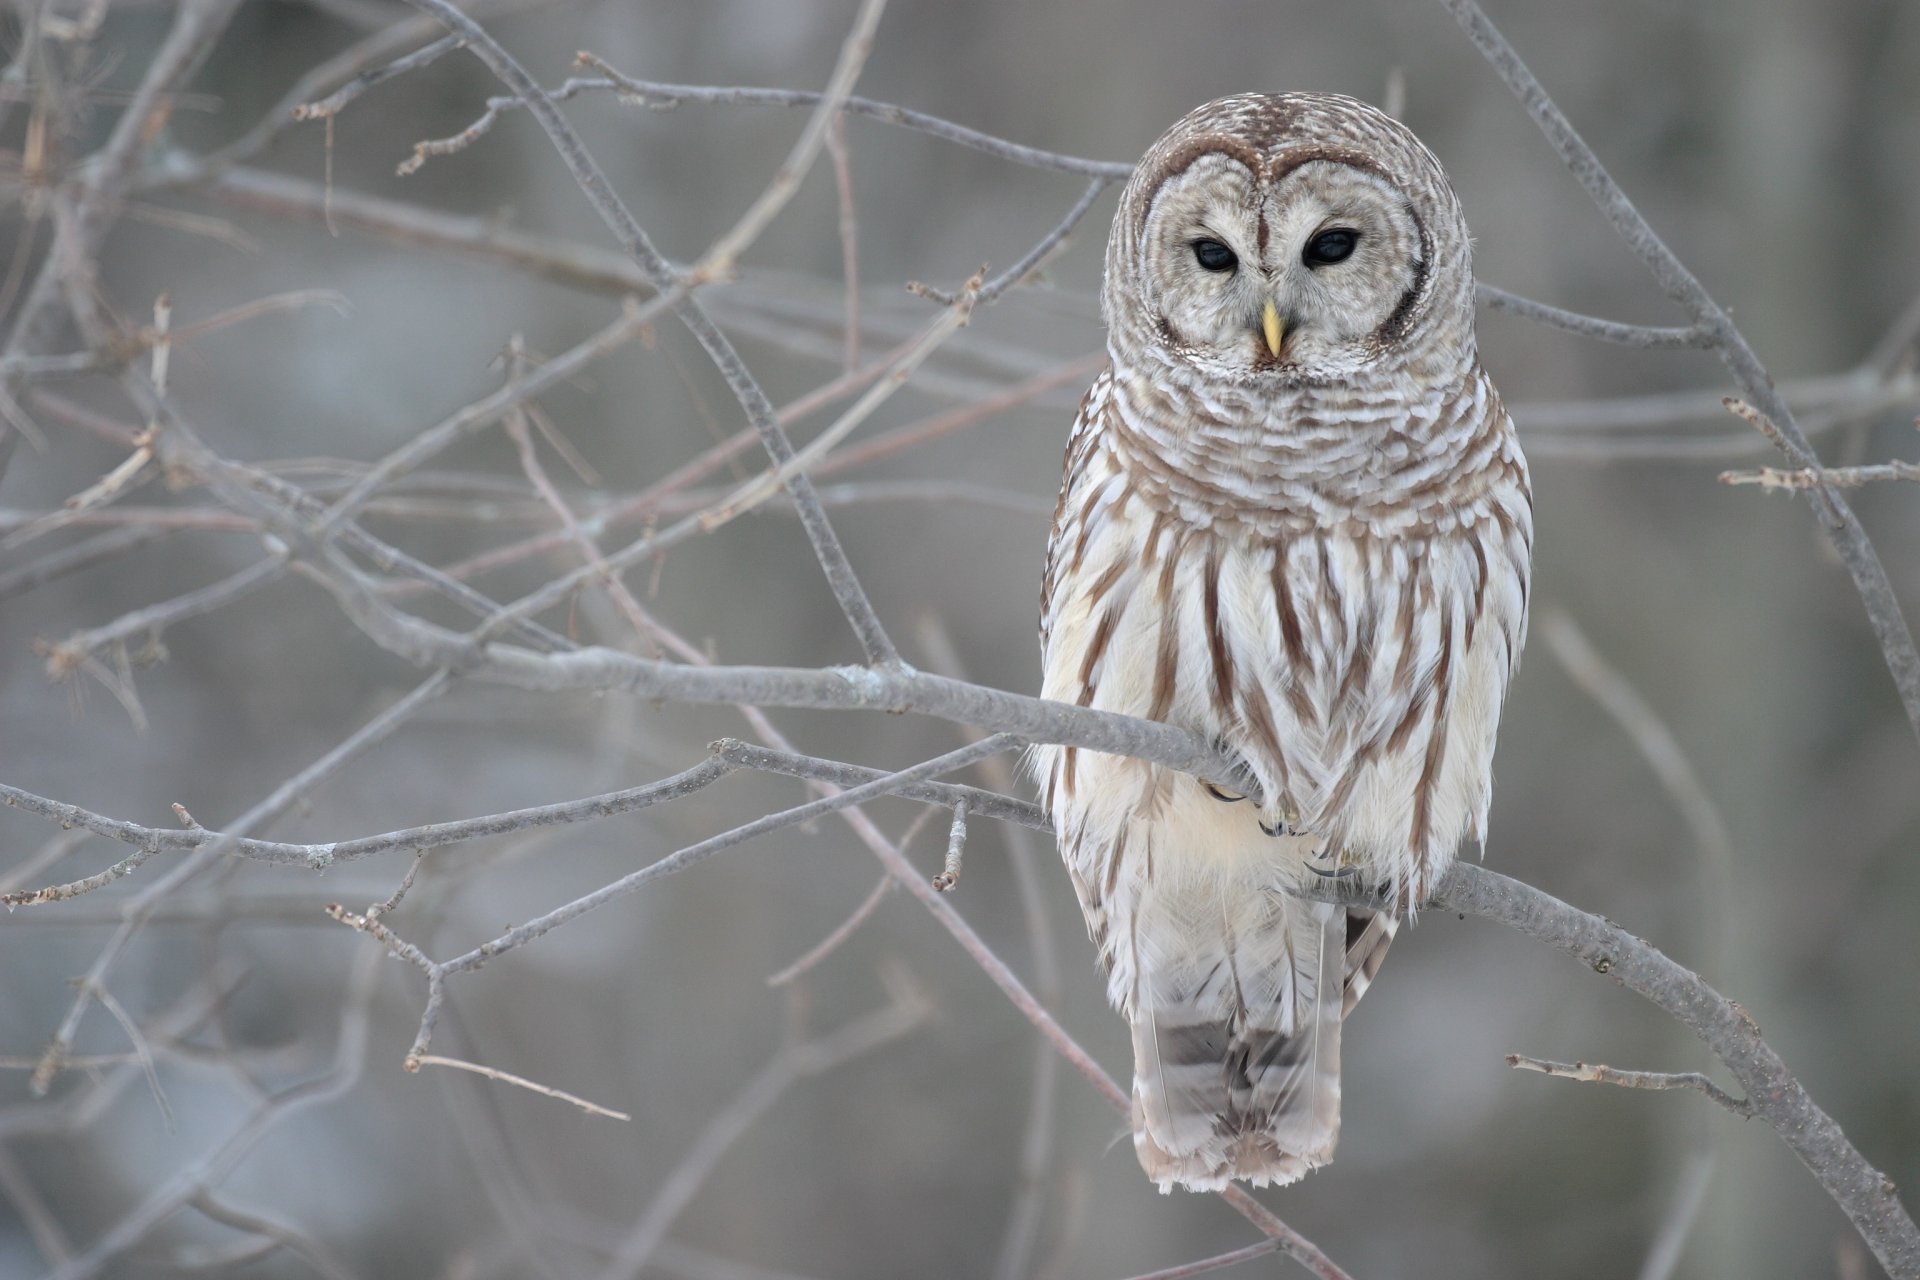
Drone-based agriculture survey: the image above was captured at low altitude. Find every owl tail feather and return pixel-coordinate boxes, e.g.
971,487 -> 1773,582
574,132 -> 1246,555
1129,897 -> 1397,1192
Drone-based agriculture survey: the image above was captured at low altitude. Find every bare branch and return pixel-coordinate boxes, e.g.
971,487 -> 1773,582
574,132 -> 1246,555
1,846 -> 159,908
593,982 -> 928,1280
1505,1055 -> 1752,1118
399,0 -> 905,668
428,735 -> 1021,979
34,949 -> 381,1280
0,755 -> 734,878
1427,866 -> 1919,1276
1115,1239 -> 1284,1280
188,1193 -> 358,1280
931,798 -> 968,892
320,297 -> 660,530
1721,458 -> 1920,491
1476,284 -> 1712,349
291,32 -> 464,121
37,554 -> 287,680
916,178 -> 1112,306
690,0 -> 888,284
763,873 -> 894,988
407,1054 -> 631,1121
1441,0 -> 1920,747
23,671 -> 451,1095
561,60 -> 1133,180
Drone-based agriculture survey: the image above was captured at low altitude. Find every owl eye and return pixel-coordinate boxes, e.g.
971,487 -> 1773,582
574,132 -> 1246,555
1303,228 -> 1359,266
1190,239 -> 1238,272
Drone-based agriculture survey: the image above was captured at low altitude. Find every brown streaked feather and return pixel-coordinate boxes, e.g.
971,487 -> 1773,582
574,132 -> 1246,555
1408,615 -> 1457,860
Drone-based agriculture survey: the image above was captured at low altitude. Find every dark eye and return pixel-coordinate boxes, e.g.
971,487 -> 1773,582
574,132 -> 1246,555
1303,228 -> 1359,266
1191,238 -> 1237,272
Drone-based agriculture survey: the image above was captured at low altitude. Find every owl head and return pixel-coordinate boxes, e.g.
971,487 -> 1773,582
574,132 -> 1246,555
1104,93 -> 1477,389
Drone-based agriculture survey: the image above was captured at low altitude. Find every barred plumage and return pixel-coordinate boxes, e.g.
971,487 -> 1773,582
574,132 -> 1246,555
1036,94 -> 1530,1191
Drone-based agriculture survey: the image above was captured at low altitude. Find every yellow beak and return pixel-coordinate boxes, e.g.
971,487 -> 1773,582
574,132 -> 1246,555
1261,301 -> 1286,359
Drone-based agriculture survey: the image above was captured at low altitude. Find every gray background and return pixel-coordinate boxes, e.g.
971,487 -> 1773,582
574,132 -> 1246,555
2,1 -> 1918,1277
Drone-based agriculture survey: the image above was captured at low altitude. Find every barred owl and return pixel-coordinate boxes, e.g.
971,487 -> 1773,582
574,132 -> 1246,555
1036,93 -> 1531,1191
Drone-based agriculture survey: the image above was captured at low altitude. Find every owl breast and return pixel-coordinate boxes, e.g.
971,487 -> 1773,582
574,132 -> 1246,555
1039,367 -> 1531,904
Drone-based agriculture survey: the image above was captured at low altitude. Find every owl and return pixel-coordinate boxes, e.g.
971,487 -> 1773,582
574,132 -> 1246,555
1036,93 -> 1531,1191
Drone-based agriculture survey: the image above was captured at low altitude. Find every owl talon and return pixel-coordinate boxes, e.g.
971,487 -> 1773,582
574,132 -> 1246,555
1204,782 -> 1246,804
1305,862 -> 1358,879
1259,818 -> 1288,837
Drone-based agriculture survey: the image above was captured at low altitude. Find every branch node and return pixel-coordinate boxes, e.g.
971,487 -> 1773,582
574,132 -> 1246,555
931,799 -> 968,892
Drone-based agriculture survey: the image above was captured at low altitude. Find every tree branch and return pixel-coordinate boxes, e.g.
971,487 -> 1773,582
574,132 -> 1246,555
1441,0 -> 1920,748
1426,866 -> 1919,1277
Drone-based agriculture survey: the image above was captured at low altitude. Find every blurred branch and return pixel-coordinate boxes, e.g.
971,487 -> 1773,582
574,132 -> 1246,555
19,671 -> 452,1096
290,32 -> 465,121
1541,609 -> 1734,1272
913,614 -> 1065,1280
36,553 -> 287,680
408,1053 -> 631,1121
593,977 -> 930,1280
1117,1239 -> 1285,1280
0,0 -> 245,474
156,0 -> 550,186
36,949 -> 381,1280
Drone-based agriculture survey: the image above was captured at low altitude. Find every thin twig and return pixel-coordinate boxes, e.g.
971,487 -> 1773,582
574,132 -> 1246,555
400,0 -> 905,668
689,0 -> 888,284
407,1054 -> 630,1121
0,756 -> 733,879
764,874 -> 894,987
551,62 -> 1133,180
37,554 -> 288,680
1476,284 -> 1712,348
916,178 -> 1111,306
291,32 -> 463,120
1720,458 -> 1920,491
1505,1055 -> 1752,1118
1114,1239 -> 1284,1280
826,112 -> 861,372
931,798 -> 967,892
593,982 -> 928,1280
23,672 -> 452,1095
429,735 -> 1021,979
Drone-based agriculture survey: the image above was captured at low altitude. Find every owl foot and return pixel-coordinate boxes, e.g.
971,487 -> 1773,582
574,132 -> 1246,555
1303,844 -> 1358,877
1201,743 -> 1264,807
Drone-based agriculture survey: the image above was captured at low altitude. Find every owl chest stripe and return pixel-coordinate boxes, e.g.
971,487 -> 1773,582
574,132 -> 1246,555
1148,524 -> 1183,723
1202,545 -> 1238,724
1408,611 -> 1457,856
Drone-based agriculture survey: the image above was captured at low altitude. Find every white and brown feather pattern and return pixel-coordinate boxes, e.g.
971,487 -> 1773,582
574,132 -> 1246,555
1038,93 -> 1531,1192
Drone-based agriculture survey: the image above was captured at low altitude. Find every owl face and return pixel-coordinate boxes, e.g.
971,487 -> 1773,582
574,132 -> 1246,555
1106,94 -> 1475,391
1138,154 -> 1427,383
